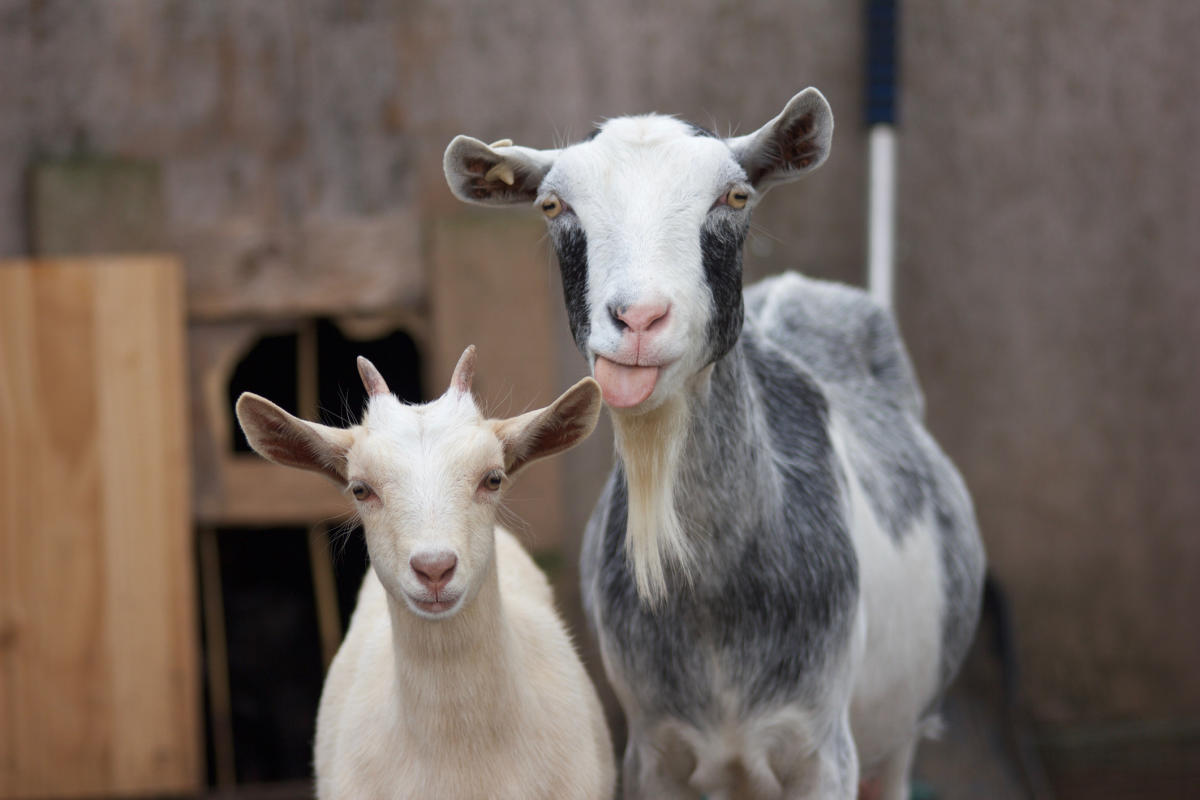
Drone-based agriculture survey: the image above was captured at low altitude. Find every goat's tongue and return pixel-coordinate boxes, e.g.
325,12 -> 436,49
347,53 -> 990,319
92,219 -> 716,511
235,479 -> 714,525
594,357 -> 659,409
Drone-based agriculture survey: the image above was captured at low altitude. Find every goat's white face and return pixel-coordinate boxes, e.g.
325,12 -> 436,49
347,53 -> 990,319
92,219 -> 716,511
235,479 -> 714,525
444,89 -> 834,414
235,348 -> 602,620
344,393 -> 505,618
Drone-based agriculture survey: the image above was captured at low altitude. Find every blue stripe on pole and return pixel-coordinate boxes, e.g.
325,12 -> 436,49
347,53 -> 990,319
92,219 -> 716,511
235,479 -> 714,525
865,0 -> 899,125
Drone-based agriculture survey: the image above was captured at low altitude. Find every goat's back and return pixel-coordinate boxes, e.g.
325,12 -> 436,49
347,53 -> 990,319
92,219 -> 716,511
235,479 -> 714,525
746,272 -> 986,766
745,272 -> 924,418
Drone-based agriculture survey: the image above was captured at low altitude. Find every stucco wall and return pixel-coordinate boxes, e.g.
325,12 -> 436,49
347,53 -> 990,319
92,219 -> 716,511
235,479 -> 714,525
901,2 -> 1200,727
1,0 -> 1196,737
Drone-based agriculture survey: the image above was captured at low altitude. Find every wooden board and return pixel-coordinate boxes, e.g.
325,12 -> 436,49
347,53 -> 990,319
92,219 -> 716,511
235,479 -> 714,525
195,456 -> 352,527
0,257 -> 200,797
186,320 -> 356,528
430,213 -> 566,554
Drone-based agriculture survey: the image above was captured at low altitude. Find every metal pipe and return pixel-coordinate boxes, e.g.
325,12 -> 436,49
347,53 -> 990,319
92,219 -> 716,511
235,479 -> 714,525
865,0 -> 898,310
868,125 -> 896,309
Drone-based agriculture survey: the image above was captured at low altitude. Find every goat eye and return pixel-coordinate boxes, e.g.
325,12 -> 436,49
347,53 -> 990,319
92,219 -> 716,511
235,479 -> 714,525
481,470 -> 504,492
539,193 -> 564,219
725,186 -> 751,210
349,481 -> 374,501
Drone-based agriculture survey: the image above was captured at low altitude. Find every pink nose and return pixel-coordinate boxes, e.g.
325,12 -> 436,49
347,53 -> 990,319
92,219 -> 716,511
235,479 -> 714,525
612,300 -> 670,333
410,552 -> 457,591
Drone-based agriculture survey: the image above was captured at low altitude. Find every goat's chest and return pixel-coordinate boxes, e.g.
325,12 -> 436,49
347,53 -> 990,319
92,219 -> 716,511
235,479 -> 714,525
590,496 -> 859,720
326,721 -> 573,800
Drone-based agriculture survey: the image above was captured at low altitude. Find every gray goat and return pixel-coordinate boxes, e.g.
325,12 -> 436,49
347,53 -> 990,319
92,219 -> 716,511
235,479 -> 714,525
443,88 -> 985,800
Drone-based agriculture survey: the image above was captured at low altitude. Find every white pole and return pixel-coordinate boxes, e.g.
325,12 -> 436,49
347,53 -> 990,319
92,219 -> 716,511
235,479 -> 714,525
867,124 -> 896,310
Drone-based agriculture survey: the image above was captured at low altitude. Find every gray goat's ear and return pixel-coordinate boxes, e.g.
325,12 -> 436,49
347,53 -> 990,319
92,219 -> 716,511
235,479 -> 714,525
493,377 -> 602,478
726,87 -> 834,191
235,393 -> 354,485
443,136 -> 559,206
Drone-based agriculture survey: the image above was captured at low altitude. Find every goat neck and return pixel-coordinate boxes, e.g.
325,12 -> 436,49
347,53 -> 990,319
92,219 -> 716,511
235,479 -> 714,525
611,337 -> 782,597
384,550 -> 521,733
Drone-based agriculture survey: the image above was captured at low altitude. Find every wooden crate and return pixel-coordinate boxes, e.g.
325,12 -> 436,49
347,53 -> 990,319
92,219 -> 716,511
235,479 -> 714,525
0,257 -> 200,797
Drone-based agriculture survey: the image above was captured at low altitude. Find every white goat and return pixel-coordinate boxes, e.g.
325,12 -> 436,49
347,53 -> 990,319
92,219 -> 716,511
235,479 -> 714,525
235,346 -> 615,800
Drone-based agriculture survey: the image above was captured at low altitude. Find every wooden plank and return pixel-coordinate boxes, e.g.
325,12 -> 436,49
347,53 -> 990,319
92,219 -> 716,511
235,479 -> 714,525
194,457 -> 351,527
307,526 -> 343,671
179,212 -> 427,321
429,213 -> 566,552
0,257 -> 200,798
197,527 -> 236,790
187,320 -> 361,528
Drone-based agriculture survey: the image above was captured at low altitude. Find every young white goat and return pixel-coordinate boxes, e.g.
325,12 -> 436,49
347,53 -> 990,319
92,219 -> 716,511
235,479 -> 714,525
235,347 -> 615,800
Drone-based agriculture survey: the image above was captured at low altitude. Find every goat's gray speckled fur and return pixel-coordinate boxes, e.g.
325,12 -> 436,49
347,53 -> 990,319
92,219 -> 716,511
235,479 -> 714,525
582,275 -> 982,729
444,89 -> 986,799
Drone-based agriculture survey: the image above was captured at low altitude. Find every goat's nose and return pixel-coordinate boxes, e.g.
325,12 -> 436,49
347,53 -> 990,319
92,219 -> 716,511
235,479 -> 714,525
410,551 -> 458,591
609,300 -> 670,334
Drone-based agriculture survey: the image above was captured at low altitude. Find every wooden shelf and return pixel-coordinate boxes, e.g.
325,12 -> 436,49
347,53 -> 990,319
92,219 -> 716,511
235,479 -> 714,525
194,456 -> 352,528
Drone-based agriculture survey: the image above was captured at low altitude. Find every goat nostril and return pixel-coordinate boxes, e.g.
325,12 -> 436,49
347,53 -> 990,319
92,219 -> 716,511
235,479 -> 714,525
614,301 -> 670,334
608,304 -> 628,332
410,553 -> 458,587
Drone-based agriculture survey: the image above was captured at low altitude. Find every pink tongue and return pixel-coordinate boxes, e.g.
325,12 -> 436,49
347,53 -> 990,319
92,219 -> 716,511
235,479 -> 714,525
594,357 -> 660,409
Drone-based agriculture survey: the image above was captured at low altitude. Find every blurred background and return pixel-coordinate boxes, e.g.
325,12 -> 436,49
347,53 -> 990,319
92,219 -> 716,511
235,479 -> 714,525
1,1 -> 1197,798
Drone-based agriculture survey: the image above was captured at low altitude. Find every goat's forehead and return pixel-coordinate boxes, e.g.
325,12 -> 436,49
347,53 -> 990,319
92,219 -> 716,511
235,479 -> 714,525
596,114 -> 708,146
551,115 -> 740,196
350,394 -> 499,476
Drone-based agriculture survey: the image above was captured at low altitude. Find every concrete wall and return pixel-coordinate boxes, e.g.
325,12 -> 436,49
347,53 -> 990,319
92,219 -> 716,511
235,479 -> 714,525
1,0 -> 1196,739
901,2 -> 1200,728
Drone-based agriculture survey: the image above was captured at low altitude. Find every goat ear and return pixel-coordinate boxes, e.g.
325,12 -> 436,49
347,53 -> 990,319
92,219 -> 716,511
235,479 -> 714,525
493,377 -> 602,478
235,393 -> 354,485
443,135 -> 559,206
727,87 -> 833,191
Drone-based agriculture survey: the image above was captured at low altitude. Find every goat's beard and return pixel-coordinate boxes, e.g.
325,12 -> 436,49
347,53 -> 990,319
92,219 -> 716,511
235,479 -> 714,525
612,395 -> 694,604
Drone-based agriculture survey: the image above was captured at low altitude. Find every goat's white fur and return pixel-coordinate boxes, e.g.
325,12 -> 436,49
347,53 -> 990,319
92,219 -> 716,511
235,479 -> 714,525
612,393 -> 694,600
828,417 -> 943,783
235,349 -> 615,800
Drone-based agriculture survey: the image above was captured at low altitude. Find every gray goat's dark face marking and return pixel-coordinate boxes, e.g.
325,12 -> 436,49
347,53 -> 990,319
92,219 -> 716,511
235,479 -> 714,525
700,216 -> 748,364
551,223 -> 591,353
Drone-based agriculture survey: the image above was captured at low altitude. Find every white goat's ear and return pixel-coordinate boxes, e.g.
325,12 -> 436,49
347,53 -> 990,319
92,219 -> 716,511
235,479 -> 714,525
443,136 -> 559,206
727,87 -> 833,191
235,393 -> 354,485
493,377 -> 602,478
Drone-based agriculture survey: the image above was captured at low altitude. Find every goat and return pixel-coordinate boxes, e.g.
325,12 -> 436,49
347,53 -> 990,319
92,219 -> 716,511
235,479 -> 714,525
443,89 -> 986,799
235,347 -> 616,800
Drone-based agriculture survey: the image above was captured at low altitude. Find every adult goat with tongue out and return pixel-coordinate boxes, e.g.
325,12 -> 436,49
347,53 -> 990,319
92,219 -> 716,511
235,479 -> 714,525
444,89 -> 985,800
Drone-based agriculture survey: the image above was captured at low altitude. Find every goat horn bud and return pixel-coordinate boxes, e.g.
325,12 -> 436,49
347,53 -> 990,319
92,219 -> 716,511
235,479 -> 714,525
357,356 -> 390,397
488,138 -> 514,148
484,162 -> 516,186
451,345 -> 477,395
